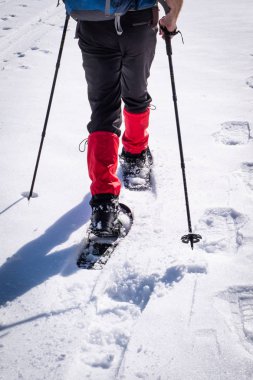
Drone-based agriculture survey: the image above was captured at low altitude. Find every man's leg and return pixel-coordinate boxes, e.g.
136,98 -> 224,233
77,20 -> 122,198
77,21 -> 123,234
118,16 -> 157,190
120,20 -> 157,154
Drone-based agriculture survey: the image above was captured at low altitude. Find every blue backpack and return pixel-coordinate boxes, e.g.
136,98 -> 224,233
63,0 -> 157,21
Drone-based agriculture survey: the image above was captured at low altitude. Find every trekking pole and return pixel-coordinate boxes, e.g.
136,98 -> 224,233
27,13 -> 70,201
161,25 -> 202,249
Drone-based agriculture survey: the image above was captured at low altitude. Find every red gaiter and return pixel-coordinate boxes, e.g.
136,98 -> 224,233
122,108 -> 150,154
87,131 -> 121,196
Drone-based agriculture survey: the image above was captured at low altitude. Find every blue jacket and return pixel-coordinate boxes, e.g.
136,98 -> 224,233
64,0 -> 157,21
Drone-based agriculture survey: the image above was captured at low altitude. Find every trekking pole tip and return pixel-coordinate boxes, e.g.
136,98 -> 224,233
181,233 -> 202,250
21,191 -> 39,201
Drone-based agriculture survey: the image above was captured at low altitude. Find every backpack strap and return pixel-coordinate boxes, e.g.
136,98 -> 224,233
105,0 -> 111,16
114,14 -> 123,35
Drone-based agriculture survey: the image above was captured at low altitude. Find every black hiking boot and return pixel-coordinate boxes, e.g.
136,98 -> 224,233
119,147 -> 153,190
89,194 -> 121,237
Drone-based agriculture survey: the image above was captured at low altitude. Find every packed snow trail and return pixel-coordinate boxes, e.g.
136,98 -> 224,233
1,0 -> 253,379
0,0 -> 63,65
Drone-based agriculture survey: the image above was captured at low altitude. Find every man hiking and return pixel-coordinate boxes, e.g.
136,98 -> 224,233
64,0 -> 183,237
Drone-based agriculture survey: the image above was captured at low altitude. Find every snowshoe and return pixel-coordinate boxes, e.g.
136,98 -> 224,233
77,202 -> 133,269
119,147 -> 153,191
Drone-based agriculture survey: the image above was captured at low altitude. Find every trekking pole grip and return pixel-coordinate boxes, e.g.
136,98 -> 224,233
165,32 -> 173,56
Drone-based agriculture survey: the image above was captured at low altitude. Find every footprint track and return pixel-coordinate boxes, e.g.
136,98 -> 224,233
213,121 -> 251,145
246,76 -> 253,89
19,65 -> 29,70
15,51 -> 25,58
198,208 -> 248,254
221,286 -> 253,354
1,15 -> 17,21
239,162 -> 253,192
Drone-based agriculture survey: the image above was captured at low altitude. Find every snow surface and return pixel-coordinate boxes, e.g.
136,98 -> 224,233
0,0 -> 253,379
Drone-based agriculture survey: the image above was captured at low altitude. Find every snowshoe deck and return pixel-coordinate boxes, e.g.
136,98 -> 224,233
77,203 -> 133,269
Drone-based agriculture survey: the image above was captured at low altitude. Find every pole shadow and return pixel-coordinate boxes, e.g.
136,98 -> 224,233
0,194 -> 91,307
0,196 -> 25,215
0,306 -> 80,332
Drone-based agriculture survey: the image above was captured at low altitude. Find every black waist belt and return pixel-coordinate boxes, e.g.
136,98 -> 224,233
120,7 -> 158,28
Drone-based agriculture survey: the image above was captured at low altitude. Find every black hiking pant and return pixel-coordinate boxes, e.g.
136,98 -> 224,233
76,8 -> 157,137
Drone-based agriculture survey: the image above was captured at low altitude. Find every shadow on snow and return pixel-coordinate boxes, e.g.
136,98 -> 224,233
0,194 -> 91,307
